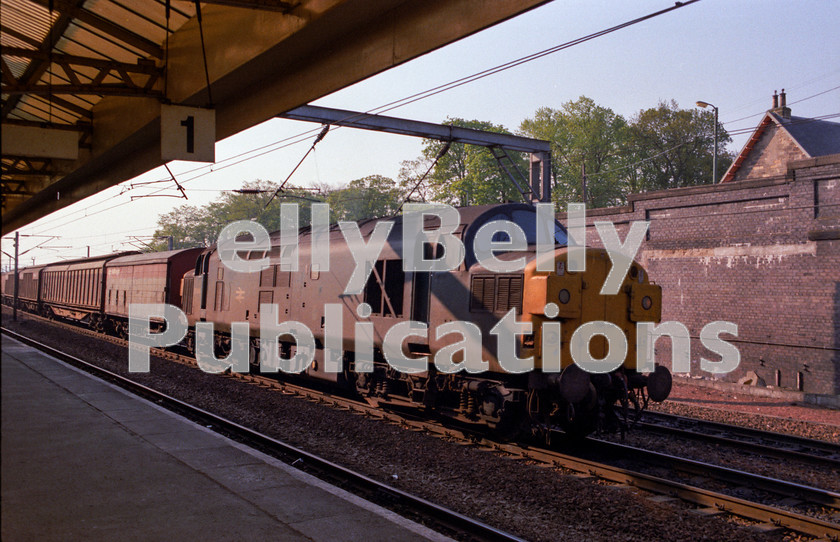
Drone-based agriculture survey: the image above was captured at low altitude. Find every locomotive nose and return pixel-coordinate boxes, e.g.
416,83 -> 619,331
522,247 -> 670,402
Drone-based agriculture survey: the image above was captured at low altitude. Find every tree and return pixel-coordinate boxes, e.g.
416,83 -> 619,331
150,180 -> 326,250
520,97 -> 629,209
149,204 -> 217,251
397,156 -> 436,204
418,118 -> 528,206
327,175 -> 402,222
625,100 -> 733,191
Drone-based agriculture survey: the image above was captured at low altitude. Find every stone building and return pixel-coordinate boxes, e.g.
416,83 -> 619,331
722,89 -> 840,183
561,92 -> 840,399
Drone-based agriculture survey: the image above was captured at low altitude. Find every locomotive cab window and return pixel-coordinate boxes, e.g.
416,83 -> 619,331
512,209 -> 567,246
363,260 -> 405,317
464,205 -> 568,269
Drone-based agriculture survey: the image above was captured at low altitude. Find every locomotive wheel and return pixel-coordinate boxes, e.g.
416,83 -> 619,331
558,405 -> 597,440
248,346 -> 260,372
214,336 -> 231,359
556,385 -> 599,440
647,365 -> 673,402
184,334 -> 196,356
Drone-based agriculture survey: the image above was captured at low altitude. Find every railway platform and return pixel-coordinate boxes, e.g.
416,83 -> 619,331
1,336 -> 449,542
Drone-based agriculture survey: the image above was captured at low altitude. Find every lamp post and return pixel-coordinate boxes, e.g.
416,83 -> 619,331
696,101 -> 718,183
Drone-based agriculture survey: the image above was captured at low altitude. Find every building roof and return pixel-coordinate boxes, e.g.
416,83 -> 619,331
780,114 -> 840,157
722,110 -> 840,182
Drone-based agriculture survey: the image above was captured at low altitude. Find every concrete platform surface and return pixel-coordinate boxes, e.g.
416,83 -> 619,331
1,336 -> 451,542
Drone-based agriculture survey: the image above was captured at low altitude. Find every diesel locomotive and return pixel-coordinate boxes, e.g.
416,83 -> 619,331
3,203 -> 671,437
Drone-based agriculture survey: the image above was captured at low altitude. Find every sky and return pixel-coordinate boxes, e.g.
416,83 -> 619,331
3,0 -> 839,269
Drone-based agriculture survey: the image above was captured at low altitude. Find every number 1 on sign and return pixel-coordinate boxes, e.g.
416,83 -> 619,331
161,104 -> 214,162
180,116 -> 195,154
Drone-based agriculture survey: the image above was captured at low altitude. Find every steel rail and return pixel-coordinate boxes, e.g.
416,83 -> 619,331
0,327 -> 526,542
5,313 -> 840,540
637,410 -> 840,466
585,438 -> 840,509
503,442 -> 840,540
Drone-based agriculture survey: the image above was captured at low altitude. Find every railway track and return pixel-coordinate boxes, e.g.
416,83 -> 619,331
4,316 -> 840,540
582,437 -> 840,512
635,409 -> 840,467
1,326 -> 525,542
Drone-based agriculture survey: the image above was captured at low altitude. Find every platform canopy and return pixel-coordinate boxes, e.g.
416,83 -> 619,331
1,0 -> 550,234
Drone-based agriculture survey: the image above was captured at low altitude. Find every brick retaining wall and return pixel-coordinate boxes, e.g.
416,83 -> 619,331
559,154 -> 840,395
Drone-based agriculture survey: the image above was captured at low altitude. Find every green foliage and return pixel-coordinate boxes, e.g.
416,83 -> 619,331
148,204 -> 216,252
520,97 -> 629,208
327,175 -> 402,222
625,100 -> 733,191
150,180 -> 326,251
151,98 -> 737,249
414,118 -> 528,206
397,156 -> 435,204
519,97 -> 733,209
150,177 -> 403,251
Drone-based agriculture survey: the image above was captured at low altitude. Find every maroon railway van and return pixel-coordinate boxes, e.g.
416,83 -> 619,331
40,254 -> 132,326
103,248 -> 203,336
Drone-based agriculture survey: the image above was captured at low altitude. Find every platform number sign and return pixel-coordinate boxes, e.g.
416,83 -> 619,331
161,104 -> 215,163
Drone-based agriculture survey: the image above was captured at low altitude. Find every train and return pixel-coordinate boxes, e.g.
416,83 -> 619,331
2,203 -> 671,438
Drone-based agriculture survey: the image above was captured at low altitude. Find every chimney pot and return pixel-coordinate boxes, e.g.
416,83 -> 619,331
772,90 -> 778,108
780,88 -> 786,107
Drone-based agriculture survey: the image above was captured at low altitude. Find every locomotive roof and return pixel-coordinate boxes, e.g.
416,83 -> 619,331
261,203 -> 566,270
18,264 -> 48,273
273,203 -> 538,239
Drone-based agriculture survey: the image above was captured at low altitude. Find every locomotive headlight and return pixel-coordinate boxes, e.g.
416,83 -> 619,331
641,296 -> 652,310
558,289 -> 571,304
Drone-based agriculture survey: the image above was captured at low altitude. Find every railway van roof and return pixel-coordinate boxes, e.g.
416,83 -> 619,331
41,251 -> 140,273
107,247 -> 204,267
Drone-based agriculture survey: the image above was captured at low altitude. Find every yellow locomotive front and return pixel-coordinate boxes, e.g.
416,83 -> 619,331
394,203 -> 672,438
519,247 -> 672,437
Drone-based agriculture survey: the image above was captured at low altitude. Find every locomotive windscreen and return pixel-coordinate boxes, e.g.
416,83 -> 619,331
462,204 -> 568,269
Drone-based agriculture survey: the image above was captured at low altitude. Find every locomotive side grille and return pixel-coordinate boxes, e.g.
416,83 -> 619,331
183,276 -> 194,314
496,275 -> 523,314
275,267 -> 291,288
470,276 -> 496,312
260,266 -> 275,287
470,275 -> 523,313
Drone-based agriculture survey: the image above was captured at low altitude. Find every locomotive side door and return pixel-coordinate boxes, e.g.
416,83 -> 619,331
200,251 -> 210,312
192,251 -> 210,320
411,269 -> 431,325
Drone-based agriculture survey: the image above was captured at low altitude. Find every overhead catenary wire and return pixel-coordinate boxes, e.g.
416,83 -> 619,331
26,0 -> 706,237
724,112 -> 840,137
264,124 -> 330,208
11,0 -> 827,260
397,141 -> 451,212
722,83 -> 840,126
163,163 -> 189,200
24,105 -> 838,240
